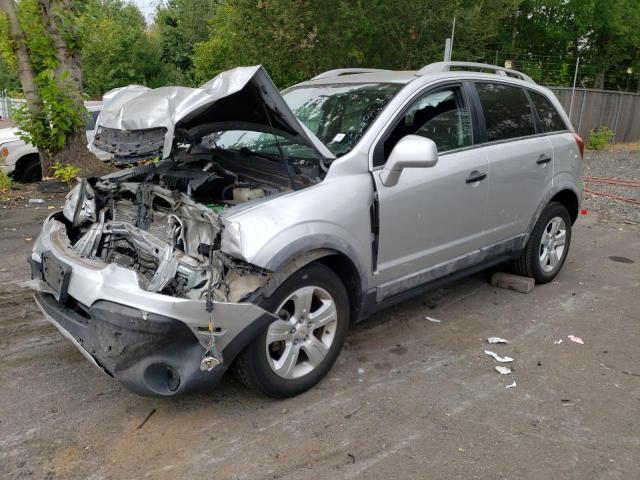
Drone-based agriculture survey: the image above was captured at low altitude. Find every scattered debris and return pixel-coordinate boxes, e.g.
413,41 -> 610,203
487,337 -> 508,344
609,255 -> 634,264
506,380 -> 517,389
485,350 -> 514,363
357,368 -> 365,375
495,366 -> 512,375
491,272 -> 535,294
136,408 -> 157,430
568,335 -> 584,345
24,237 -> 32,242
28,198 -> 45,205
424,316 -> 441,323
554,339 -> 563,345
47,205 -> 55,210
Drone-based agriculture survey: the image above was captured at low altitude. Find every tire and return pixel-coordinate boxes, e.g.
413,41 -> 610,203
233,263 -> 349,398
511,202 -> 572,283
15,156 -> 42,183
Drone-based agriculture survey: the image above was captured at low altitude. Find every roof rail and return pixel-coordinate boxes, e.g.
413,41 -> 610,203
311,68 -> 393,80
418,61 -> 535,84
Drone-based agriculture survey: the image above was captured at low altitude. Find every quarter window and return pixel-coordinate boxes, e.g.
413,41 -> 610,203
528,90 -> 567,132
381,86 -> 472,162
475,83 -> 535,142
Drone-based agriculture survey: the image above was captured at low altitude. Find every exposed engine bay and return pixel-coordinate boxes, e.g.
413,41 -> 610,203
62,148 -> 324,303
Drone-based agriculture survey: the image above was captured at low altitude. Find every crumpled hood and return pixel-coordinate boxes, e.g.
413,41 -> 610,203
93,65 -> 334,161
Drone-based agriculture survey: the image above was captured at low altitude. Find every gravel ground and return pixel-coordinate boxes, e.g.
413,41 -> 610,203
583,147 -> 640,224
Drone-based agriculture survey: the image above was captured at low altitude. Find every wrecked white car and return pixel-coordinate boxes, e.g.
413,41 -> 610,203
29,63 -> 582,397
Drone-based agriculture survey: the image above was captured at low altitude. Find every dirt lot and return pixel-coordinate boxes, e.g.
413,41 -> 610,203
1,153 -> 639,480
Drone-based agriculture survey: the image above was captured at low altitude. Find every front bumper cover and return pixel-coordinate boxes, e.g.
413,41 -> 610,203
29,215 -> 276,396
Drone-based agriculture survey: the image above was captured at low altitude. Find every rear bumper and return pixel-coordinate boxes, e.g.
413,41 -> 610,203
29,215 -> 276,396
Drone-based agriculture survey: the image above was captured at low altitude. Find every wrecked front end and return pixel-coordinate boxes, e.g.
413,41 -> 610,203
28,179 -> 277,395
29,65 -> 334,396
29,171 -> 280,395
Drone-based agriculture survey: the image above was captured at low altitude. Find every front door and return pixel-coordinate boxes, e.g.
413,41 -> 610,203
372,85 -> 489,295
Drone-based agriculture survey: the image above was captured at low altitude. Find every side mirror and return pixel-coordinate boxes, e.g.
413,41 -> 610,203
379,135 -> 438,187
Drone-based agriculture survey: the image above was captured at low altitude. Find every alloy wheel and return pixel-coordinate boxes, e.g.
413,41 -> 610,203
265,285 -> 338,379
538,216 -> 567,273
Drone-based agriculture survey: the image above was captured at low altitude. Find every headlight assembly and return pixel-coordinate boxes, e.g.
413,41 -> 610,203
63,180 -> 97,226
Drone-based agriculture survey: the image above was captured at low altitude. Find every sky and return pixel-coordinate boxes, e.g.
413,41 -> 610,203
129,0 -> 158,22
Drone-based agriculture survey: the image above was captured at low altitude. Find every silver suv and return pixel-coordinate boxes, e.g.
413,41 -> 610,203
29,62 -> 583,397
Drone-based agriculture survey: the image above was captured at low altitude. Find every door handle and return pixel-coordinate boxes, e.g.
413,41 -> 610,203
466,171 -> 487,183
536,155 -> 552,165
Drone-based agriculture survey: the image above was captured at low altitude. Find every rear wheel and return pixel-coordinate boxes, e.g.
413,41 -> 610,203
233,263 -> 349,398
511,202 -> 572,283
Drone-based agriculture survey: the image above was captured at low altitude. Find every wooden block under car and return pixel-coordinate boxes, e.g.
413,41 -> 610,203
491,272 -> 535,294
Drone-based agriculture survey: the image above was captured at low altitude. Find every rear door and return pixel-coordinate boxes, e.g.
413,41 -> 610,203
473,82 -> 554,245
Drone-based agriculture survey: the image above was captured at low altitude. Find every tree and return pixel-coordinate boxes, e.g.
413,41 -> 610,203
154,0 -> 221,86
0,0 -> 112,177
492,0 -> 640,89
79,0 -> 178,97
192,0 -> 520,88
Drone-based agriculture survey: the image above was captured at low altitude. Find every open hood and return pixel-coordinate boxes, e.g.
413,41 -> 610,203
93,65 -> 334,162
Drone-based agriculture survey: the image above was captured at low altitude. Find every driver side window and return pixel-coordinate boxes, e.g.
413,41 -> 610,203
379,87 -> 472,164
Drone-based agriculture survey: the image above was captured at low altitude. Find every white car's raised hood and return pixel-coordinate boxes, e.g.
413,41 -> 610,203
93,65 -> 334,162
0,127 -> 21,144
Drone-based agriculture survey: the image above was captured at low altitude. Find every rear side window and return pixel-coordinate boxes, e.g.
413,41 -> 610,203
528,91 -> 567,132
475,83 -> 535,142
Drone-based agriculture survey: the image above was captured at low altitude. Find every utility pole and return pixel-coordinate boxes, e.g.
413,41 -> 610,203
443,16 -> 456,62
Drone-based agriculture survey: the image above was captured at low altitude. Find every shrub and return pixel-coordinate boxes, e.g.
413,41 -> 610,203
587,126 -> 614,151
52,162 -> 81,185
0,169 -> 13,193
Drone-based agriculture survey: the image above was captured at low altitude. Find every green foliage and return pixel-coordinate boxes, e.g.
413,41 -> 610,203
490,0 -> 640,90
2,0 -> 639,110
193,0 -> 521,88
79,0 -> 179,96
1,0 -> 88,158
154,0 -> 220,85
587,126 -> 615,151
11,73 -> 88,154
51,161 -> 81,183
0,13 -> 20,92
0,169 -> 14,192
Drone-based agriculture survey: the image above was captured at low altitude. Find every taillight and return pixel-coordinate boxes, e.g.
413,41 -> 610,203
572,133 -> 584,159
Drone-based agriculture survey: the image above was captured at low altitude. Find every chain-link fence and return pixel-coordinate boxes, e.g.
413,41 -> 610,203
549,87 -> 640,143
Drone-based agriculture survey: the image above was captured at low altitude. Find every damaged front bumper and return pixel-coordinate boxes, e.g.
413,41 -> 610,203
29,214 -> 276,396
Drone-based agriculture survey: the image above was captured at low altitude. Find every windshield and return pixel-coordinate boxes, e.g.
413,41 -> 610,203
207,83 -> 401,159
284,83 -> 401,156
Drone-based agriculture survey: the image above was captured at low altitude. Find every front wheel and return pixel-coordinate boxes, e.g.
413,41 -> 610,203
511,202 -> 572,283
16,156 -> 42,183
232,263 -> 349,398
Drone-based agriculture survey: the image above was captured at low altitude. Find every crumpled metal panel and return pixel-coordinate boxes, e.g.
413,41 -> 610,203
92,65 -> 334,161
